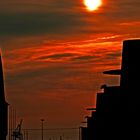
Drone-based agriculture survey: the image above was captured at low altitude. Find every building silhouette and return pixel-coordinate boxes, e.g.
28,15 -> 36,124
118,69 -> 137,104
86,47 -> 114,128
81,39 -> 140,140
0,52 -> 8,140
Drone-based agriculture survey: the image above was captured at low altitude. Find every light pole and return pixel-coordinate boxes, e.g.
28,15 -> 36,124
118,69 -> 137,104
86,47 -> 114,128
79,126 -> 81,140
41,119 -> 45,140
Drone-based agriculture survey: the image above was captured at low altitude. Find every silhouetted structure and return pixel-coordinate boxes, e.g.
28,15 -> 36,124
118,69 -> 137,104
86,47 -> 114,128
0,52 -> 8,140
81,39 -> 140,140
12,119 -> 23,140
81,127 -> 87,140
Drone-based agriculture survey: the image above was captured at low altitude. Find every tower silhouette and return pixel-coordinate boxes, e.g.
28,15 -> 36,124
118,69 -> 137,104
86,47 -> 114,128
0,52 -> 8,140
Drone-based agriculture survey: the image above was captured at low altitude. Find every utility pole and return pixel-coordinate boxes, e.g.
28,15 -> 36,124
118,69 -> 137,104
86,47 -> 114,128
41,119 -> 45,140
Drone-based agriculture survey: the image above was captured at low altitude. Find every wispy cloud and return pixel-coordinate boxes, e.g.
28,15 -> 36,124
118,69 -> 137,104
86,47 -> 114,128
1,0 -> 140,129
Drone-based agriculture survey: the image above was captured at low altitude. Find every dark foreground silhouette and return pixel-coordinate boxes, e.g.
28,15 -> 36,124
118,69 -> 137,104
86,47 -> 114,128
81,39 -> 140,140
1,40 -> 140,140
0,53 -> 8,140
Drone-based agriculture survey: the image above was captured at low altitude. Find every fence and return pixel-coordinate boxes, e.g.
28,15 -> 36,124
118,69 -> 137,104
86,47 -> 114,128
8,128 -> 80,140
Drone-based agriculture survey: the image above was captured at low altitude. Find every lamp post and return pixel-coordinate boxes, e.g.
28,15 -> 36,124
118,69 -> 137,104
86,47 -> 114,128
41,119 -> 45,140
79,126 -> 82,140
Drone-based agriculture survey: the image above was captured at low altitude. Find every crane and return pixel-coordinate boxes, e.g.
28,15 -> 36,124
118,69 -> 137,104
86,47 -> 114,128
12,119 -> 23,140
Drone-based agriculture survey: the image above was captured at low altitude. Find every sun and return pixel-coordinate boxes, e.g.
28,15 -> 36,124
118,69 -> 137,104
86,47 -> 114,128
84,0 -> 102,11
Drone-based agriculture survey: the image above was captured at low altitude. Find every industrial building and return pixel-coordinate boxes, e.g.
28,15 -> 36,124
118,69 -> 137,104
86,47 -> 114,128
81,39 -> 140,140
0,52 -> 8,140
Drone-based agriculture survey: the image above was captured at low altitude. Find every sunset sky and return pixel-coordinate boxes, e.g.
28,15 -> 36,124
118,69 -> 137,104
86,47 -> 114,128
0,0 -> 140,133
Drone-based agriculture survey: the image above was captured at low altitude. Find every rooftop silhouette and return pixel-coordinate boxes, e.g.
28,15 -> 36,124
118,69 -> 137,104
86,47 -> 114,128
81,39 -> 140,140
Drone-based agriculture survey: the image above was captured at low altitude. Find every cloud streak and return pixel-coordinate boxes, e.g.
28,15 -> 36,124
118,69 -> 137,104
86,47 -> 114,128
0,0 -> 139,131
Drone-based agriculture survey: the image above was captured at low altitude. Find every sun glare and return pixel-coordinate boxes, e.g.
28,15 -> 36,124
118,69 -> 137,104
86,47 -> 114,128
84,0 -> 102,11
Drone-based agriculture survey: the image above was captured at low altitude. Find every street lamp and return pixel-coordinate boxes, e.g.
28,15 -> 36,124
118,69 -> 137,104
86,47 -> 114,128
41,119 -> 45,140
79,126 -> 82,140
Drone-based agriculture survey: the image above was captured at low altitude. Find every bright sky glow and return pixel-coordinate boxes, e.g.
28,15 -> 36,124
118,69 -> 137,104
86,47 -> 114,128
84,0 -> 102,11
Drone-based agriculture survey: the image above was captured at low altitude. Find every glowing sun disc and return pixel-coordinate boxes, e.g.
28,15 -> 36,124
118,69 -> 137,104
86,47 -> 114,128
84,0 -> 102,11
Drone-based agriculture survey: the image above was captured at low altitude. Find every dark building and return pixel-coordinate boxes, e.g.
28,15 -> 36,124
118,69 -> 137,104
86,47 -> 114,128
82,39 -> 140,140
0,53 -> 8,140
81,127 -> 87,140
